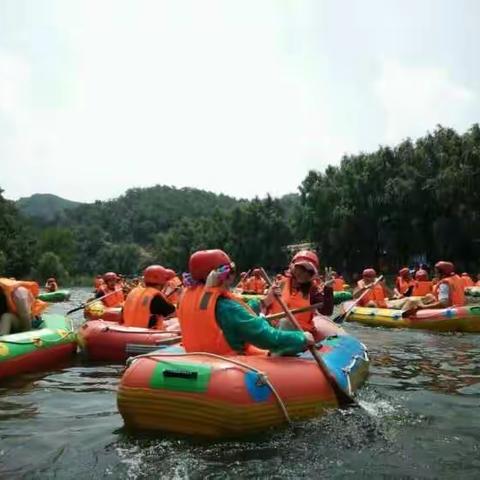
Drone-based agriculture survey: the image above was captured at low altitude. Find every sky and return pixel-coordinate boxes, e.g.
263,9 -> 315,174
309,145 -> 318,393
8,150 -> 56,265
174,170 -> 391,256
0,0 -> 479,203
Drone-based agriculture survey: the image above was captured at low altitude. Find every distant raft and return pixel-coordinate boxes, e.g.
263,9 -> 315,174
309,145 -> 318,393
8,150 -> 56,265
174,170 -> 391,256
0,314 -> 77,380
37,289 -> 71,303
343,302 -> 480,332
117,334 -> 369,438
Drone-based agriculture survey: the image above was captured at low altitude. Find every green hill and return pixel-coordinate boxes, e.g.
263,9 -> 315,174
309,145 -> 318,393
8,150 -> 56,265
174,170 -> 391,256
16,193 -> 82,222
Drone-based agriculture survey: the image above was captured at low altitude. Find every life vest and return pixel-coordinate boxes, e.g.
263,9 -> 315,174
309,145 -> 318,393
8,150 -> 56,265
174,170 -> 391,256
356,280 -> 387,308
99,285 -> 124,307
177,285 -> 258,354
244,277 -> 266,294
395,277 -> 415,296
0,278 -> 47,317
461,275 -> 474,288
268,277 -> 314,332
123,286 -> 168,329
332,278 -> 345,292
412,281 -> 433,297
433,275 -> 465,307
163,276 -> 182,306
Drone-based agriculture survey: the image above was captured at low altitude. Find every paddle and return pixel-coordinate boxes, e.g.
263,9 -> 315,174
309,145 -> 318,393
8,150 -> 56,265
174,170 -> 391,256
264,302 -> 325,323
66,290 -> 121,315
259,267 -> 357,407
332,275 -> 384,324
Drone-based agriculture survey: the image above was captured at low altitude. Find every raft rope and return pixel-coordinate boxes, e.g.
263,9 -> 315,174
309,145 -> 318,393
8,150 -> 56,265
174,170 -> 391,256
126,351 -> 292,425
99,325 -> 182,336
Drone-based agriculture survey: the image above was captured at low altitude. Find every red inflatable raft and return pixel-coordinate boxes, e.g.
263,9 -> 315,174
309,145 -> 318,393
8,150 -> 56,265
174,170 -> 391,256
84,301 -> 123,322
77,320 -> 181,362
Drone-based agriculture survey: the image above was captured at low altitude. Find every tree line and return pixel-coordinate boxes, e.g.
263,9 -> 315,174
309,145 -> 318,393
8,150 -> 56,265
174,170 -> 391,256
1,124 -> 480,284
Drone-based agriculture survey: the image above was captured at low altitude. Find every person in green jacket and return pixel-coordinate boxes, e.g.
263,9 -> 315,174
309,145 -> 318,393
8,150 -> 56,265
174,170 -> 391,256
178,249 -> 314,355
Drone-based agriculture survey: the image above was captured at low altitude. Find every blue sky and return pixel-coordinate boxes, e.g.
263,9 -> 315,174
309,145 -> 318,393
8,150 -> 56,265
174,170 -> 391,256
0,0 -> 478,202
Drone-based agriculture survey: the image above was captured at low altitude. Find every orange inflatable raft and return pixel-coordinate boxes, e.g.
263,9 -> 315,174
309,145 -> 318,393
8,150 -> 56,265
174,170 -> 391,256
117,333 -> 369,438
78,320 -> 180,362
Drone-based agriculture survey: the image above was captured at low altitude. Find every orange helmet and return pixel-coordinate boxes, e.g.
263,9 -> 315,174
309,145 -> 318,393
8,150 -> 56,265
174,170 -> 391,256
143,265 -> 169,285
399,267 -> 410,277
362,268 -> 377,279
189,249 -> 233,281
103,272 -> 117,282
415,269 -> 429,281
435,261 -> 454,276
165,269 -> 176,280
291,250 -> 319,273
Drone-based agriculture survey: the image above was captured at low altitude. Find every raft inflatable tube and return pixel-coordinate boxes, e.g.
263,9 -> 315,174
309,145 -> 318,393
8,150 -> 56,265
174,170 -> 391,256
118,334 -> 369,438
78,320 -> 181,362
83,301 -> 123,322
37,289 -> 71,303
242,291 -> 352,305
0,314 -> 77,380
465,286 -> 480,298
345,303 -> 480,332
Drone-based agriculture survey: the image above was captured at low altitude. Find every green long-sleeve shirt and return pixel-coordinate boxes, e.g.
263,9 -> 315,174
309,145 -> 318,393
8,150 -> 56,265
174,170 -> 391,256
215,297 -> 307,355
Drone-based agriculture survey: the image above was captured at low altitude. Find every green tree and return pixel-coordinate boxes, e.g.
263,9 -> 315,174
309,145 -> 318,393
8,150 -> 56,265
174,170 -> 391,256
36,251 -> 68,283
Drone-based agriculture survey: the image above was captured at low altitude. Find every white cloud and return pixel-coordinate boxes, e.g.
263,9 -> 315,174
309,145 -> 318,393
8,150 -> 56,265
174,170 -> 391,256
375,60 -> 477,144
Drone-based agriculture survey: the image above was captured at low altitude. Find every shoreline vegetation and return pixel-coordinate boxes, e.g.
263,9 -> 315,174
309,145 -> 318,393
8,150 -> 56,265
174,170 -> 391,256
2,123 -> 480,284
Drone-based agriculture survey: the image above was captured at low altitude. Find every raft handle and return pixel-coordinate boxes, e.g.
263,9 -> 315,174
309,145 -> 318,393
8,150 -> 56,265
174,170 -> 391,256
163,369 -> 198,380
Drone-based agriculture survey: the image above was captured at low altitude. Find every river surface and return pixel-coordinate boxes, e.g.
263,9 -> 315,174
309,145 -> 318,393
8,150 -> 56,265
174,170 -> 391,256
1,287 -> 480,479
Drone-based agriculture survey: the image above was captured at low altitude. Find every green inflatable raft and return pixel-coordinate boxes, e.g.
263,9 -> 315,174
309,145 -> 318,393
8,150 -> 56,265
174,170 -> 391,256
0,314 -> 77,380
37,289 -> 71,303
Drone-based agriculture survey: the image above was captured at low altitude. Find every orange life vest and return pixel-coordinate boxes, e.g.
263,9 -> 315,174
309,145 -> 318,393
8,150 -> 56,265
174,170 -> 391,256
461,275 -> 474,288
433,275 -> 465,307
395,277 -> 415,296
163,276 -> 182,306
332,278 -> 345,292
356,280 -> 388,308
177,285 -> 258,354
244,277 -> 266,294
99,286 -> 124,307
0,278 -> 47,316
412,281 -> 433,297
268,277 -> 313,332
123,286 -> 169,329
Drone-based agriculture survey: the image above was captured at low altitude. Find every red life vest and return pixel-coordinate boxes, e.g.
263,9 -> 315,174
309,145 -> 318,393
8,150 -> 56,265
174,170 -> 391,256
268,277 -> 313,332
395,277 -> 415,296
332,278 -> 345,292
99,286 -> 124,307
244,277 -> 267,294
433,275 -> 465,307
356,280 -> 387,308
461,275 -> 474,288
412,281 -> 433,297
123,286 -> 170,329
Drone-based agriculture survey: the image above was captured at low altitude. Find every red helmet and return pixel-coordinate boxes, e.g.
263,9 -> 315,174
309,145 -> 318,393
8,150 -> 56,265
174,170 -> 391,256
461,272 -> 469,277
415,269 -> 429,281
362,268 -> 377,279
165,269 -> 176,280
253,268 -> 261,276
189,249 -> 233,281
435,261 -> 454,276
143,265 -> 169,285
399,267 -> 410,277
291,250 -> 319,274
103,272 -> 117,282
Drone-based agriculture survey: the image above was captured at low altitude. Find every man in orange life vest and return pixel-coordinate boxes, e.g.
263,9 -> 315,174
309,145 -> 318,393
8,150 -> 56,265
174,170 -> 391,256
394,268 -> 415,298
411,269 -> 433,297
177,249 -> 314,355
353,268 -> 391,308
95,272 -> 125,307
331,271 -> 346,292
263,250 -> 334,338
243,269 -> 267,294
123,265 -> 176,329
416,261 -> 465,309
0,278 -> 48,335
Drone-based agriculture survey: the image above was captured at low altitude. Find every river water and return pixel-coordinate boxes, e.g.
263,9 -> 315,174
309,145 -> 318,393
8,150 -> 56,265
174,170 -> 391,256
1,287 -> 480,479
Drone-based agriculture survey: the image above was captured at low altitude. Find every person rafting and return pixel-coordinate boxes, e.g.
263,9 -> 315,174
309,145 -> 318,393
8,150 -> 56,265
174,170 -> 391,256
331,271 -> 346,292
162,269 -> 183,306
235,271 -> 249,293
177,249 -> 314,355
93,274 -> 104,292
95,272 -> 125,307
416,261 -> 465,310
0,278 -> 48,335
394,268 -> 415,298
460,272 -> 474,288
45,277 -> 58,292
411,269 -> 433,296
263,250 -> 334,338
353,268 -> 391,308
243,268 -> 267,294
123,265 -> 176,329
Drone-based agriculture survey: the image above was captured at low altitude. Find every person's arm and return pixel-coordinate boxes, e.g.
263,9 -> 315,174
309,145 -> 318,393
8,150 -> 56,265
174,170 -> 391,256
216,298 -> 309,355
12,287 -> 33,331
418,283 -> 449,309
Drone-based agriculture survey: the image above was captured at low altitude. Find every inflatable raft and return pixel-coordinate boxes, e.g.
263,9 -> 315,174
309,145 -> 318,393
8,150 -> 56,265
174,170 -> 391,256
0,314 -> 77,380
345,303 -> 480,332
242,291 -> 352,305
117,334 -> 369,438
37,289 -> 71,303
78,320 -> 181,362
84,301 -> 122,322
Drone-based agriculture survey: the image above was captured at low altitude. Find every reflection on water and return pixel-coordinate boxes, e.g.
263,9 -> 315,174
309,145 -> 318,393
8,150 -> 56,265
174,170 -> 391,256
0,289 -> 480,478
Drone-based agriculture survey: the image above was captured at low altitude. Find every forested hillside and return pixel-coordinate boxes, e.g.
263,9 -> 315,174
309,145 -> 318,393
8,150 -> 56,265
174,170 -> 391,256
2,124 -> 480,283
